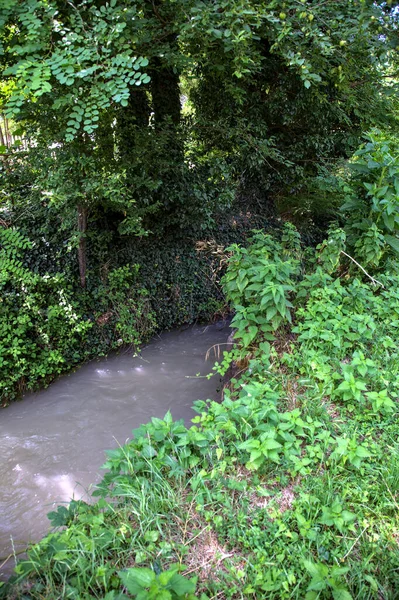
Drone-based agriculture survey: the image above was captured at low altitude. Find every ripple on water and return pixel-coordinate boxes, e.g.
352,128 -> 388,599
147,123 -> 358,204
0,323 -> 229,579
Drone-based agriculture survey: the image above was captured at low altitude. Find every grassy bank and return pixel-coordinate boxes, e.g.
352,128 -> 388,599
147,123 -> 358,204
2,226 -> 399,599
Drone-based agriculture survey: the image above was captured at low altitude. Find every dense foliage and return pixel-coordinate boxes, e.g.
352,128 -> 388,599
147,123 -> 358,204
0,223 -> 250,404
3,227 -> 399,598
1,0 -> 398,402
1,0 -> 399,597
1,0 -> 398,236
341,129 -> 399,268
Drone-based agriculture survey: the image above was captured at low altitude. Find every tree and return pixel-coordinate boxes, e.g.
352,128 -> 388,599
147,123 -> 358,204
1,0 -> 398,287
1,0 -> 152,286
185,0 -> 398,212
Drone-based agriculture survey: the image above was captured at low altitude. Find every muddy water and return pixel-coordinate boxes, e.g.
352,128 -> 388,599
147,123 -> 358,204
0,323 -> 229,579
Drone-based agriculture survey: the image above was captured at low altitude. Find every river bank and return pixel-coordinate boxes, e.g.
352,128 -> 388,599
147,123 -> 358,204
3,229 -> 399,599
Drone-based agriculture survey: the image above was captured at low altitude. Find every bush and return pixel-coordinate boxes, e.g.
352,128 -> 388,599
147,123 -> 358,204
341,129 -> 399,269
0,228 -> 92,402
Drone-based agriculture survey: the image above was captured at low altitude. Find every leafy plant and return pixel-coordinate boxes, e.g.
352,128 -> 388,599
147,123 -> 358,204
221,227 -> 300,353
304,561 -> 353,600
319,499 -> 356,534
341,130 -> 399,269
118,565 -> 198,600
330,436 -> 372,470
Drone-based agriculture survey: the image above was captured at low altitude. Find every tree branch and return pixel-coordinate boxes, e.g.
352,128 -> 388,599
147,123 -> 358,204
340,250 -> 384,288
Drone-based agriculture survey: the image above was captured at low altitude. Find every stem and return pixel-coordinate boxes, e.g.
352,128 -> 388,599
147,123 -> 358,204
0,119 -> 5,147
340,250 -> 384,288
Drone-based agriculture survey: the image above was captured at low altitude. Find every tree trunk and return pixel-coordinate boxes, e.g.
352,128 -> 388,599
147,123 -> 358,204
117,88 -> 150,163
150,57 -> 181,128
2,115 -> 12,147
77,205 -> 88,288
150,55 -> 182,158
96,110 -> 115,164
146,0 -> 182,158
0,120 -> 5,147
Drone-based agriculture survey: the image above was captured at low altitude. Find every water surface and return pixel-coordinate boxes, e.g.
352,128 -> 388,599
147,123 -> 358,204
0,323 -> 228,578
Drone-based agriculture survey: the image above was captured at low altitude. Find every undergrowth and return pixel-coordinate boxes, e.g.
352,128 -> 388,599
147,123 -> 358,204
2,224 -> 399,599
0,210 -> 267,405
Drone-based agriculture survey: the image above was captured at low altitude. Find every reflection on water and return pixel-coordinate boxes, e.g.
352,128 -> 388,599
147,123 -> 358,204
0,323 -> 228,579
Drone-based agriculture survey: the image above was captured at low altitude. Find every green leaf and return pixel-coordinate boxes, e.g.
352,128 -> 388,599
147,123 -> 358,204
385,235 -> 399,255
31,78 -> 42,90
332,589 -> 353,600
47,506 -> 69,527
262,438 -> 282,451
142,445 -> 157,459
118,568 -> 155,592
103,593 -> 124,600
364,575 -> 378,591
156,591 -> 172,600
144,530 -> 159,542
341,510 -> 356,522
248,325 -> 258,342
249,449 -> 263,462
382,212 -> 395,231
168,573 -> 196,595
355,446 -> 371,458
304,561 -> 328,578
308,577 -> 327,592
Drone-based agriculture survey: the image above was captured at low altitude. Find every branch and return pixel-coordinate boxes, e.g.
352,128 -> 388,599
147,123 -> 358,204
151,1 -> 168,25
340,250 -> 384,288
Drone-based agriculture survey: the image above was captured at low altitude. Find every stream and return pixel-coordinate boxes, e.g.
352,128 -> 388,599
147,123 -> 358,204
0,322 -> 229,579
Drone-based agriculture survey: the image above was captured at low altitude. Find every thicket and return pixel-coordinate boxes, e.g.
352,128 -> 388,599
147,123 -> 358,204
3,133 -> 399,596
1,0 -> 398,403
1,136 -> 275,404
3,214 -> 399,597
0,206 -> 268,404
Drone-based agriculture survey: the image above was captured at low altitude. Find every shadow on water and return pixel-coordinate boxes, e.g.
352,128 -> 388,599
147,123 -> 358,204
0,322 -> 230,579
